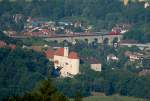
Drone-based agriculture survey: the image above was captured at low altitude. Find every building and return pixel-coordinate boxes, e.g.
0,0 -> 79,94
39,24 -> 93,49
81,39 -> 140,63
139,69 -> 150,76
145,2 -> 150,8
123,0 -> 129,6
0,40 -> 7,48
81,57 -> 102,72
89,58 -> 102,72
9,44 -> 16,50
107,54 -> 119,61
124,51 -> 143,61
45,47 -> 79,77
0,40 -> 16,50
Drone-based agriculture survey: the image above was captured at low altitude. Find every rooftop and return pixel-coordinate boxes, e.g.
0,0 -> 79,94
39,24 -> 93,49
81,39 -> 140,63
45,47 -> 79,59
0,40 -> 7,48
68,52 -> 78,59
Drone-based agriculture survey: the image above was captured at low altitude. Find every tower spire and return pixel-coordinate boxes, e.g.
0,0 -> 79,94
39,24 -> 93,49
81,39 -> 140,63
124,0 -> 129,6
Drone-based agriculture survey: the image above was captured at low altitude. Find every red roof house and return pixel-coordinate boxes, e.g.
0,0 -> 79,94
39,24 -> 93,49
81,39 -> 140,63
68,52 -> 78,59
55,48 -> 64,56
0,41 -> 7,48
9,44 -> 17,50
45,49 -> 55,58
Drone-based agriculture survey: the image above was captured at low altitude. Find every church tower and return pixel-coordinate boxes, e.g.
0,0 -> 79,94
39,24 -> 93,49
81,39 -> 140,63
124,0 -> 129,6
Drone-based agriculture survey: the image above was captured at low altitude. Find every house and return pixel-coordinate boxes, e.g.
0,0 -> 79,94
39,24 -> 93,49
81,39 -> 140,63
89,58 -> 102,72
0,41 -> 7,48
107,54 -> 119,61
45,47 -> 79,77
9,44 -> 17,50
145,2 -> 150,8
81,57 -> 102,72
124,51 -> 143,61
0,40 -> 17,50
139,69 -> 150,76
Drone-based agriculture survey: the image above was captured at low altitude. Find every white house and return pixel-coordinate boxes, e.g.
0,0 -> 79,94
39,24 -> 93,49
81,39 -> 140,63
124,51 -> 143,62
45,47 -> 79,77
145,2 -> 150,8
82,57 -> 102,72
107,54 -> 119,61
90,60 -> 102,72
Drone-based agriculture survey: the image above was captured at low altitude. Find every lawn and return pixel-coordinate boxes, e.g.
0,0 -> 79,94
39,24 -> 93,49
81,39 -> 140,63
82,95 -> 147,101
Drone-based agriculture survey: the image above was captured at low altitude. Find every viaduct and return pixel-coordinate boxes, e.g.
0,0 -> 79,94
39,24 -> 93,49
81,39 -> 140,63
10,33 -> 123,44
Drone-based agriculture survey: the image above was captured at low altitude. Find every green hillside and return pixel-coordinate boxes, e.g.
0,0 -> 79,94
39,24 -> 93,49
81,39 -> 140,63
83,95 -> 147,101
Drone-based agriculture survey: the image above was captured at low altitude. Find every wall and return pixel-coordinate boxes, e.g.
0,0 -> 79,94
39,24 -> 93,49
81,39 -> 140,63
54,55 -> 79,77
91,64 -> 102,71
91,64 -> 102,72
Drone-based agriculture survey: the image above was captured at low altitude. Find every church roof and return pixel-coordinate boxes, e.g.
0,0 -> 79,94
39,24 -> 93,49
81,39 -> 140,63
68,51 -> 78,59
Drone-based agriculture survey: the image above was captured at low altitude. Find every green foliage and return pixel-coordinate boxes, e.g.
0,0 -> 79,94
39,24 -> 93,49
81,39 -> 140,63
4,79 -> 69,101
123,28 -> 149,43
0,31 -> 23,46
0,47 -> 50,100
82,95 -> 146,101
74,92 -> 83,101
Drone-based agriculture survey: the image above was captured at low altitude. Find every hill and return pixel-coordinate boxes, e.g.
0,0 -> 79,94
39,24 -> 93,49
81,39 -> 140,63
83,95 -> 146,101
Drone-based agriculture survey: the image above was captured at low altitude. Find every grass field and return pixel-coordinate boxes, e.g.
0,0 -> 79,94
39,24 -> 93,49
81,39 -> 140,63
82,95 -> 148,101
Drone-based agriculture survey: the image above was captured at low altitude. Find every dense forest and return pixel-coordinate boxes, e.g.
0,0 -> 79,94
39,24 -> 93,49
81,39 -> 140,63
0,0 -> 150,42
55,70 -> 150,99
0,31 -> 51,100
4,79 -> 70,101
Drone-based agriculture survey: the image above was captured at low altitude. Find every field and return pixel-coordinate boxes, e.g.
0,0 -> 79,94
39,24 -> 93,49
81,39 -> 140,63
82,95 -> 147,101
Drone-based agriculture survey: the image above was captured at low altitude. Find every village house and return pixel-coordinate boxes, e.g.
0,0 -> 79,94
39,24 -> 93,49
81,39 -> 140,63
88,57 -> 102,72
81,57 -> 102,72
45,47 -> 79,77
144,2 -> 150,8
0,40 -> 7,48
124,51 -> 143,62
0,40 -> 16,49
139,69 -> 150,76
107,54 -> 119,61
9,44 -> 17,50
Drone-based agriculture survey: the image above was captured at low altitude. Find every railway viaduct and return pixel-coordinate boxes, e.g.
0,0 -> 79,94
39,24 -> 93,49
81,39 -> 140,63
44,34 -> 123,44
10,34 -> 123,44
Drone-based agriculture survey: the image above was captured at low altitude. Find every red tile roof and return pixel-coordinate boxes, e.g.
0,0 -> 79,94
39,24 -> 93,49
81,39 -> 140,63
0,41 -> 7,48
68,51 -> 78,59
55,48 -> 64,56
9,44 -> 16,50
41,29 -> 49,33
109,31 -> 120,35
45,47 -> 79,59
45,49 -> 55,58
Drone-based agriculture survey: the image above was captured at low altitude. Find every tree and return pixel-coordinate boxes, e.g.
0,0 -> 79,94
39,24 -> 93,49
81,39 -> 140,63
123,28 -> 148,43
74,92 -> 83,101
4,79 -> 69,101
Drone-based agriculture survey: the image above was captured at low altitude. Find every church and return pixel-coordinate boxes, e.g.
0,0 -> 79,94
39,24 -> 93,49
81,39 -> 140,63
45,47 -> 79,77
